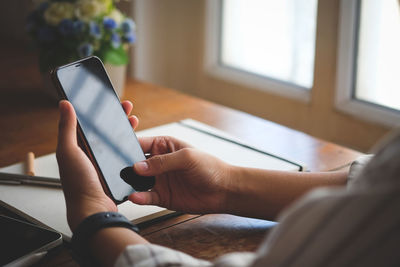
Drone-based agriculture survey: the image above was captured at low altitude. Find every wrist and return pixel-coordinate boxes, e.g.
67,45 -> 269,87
68,201 -> 117,232
89,227 -> 148,267
68,209 -> 105,233
71,212 -> 144,266
223,165 -> 246,214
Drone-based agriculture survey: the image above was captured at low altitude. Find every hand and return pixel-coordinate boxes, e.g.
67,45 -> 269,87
56,100 -> 139,231
129,136 -> 234,214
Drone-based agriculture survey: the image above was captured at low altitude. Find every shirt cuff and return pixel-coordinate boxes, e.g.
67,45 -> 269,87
114,243 -> 257,267
114,244 -> 211,267
347,154 -> 374,189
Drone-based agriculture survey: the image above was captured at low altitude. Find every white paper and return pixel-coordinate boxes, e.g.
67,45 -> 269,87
137,119 -> 301,171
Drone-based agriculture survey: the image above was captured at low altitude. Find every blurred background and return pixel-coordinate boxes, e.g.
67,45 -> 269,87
1,0 -> 399,153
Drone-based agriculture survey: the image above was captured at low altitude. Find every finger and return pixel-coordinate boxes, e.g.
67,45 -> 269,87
133,148 -> 193,176
128,191 -> 160,206
57,100 -> 78,150
138,136 -> 191,154
128,115 -> 139,130
121,100 -> 133,116
138,136 -> 157,154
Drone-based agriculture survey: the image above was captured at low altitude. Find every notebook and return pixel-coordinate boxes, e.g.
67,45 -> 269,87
0,119 -> 303,240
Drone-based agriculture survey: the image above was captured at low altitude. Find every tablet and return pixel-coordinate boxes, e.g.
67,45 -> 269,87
0,215 -> 62,267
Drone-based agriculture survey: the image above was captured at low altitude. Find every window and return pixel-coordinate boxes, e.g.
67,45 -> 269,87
205,0 -> 318,102
336,0 -> 400,127
355,0 -> 400,111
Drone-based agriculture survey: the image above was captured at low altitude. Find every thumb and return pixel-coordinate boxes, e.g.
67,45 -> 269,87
133,148 -> 193,176
57,100 -> 78,151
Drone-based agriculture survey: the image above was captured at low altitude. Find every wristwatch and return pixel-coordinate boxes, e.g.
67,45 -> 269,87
71,212 -> 140,266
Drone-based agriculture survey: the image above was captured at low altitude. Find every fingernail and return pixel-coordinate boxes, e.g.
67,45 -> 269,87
59,100 -> 67,107
59,100 -> 68,116
135,161 -> 149,172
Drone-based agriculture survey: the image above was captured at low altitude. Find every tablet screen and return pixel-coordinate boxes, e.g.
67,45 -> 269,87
0,215 -> 62,266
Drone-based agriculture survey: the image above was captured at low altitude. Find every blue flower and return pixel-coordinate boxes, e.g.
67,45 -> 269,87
58,19 -> 74,36
72,20 -> 85,34
124,33 -> 136,44
78,43 -> 94,57
37,26 -> 55,42
111,33 -> 121,48
103,17 -> 117,30
89,21 -> 101,39
121,19 -> 135,34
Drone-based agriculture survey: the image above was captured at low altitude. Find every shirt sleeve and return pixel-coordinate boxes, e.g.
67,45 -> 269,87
114,132 -> 400,267
346,154 -> 373,188
114,243 -> 256,267
115,178 -> 400,267
113,155 -> 378,267
115,183 -> 400,267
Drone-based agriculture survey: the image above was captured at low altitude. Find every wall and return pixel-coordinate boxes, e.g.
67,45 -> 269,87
133,0 -> 391,152
0,1 -> 34,42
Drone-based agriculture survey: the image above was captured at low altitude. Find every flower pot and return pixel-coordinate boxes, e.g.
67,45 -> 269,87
104,63 -> 127,98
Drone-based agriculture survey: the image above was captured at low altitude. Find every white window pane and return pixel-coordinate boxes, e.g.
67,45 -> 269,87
220,0 -> 318,89
355,0 -> 400,111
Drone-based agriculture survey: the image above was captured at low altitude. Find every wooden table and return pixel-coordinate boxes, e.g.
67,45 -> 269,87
0,78 -> 362,266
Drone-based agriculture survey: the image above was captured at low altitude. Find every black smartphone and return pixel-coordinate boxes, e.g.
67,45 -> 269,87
51,56 -> 155,203
0,215 -> 62,266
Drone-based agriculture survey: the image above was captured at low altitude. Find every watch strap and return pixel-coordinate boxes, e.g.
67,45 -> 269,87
71,212 -> 139,266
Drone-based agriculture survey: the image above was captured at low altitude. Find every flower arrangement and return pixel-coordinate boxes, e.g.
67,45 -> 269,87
26,0 -> 136,73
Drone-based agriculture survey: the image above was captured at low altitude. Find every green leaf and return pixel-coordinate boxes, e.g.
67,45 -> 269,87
101,46 -> 129,66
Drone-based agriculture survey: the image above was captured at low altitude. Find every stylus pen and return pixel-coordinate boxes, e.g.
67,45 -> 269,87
0,172 -> 62,188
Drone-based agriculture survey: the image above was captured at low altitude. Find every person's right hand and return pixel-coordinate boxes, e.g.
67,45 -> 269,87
129,136 -> 234,214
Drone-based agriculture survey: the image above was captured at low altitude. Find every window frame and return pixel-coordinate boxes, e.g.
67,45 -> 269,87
204,0 -> 313,103
335,0 -> 400,127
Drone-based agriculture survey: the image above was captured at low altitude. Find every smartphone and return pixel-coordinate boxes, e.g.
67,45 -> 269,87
0,215 -> 62,266
51,56 -> 155,203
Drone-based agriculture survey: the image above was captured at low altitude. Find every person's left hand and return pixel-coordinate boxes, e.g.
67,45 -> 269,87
56,100 -> 138,231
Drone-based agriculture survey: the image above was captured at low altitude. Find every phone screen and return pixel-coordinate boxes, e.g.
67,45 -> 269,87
0,215 -> 62,266
55,57 -> 154,202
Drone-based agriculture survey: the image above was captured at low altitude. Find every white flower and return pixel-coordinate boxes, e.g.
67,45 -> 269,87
108,9 -> 124,25
44,2 -> 74,25
75,0 -> 111,21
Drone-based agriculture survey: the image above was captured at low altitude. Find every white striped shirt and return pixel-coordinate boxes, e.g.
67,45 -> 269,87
115,131 -> 400,267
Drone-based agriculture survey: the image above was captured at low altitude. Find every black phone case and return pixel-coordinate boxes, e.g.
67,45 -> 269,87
50,57 -> 155,204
